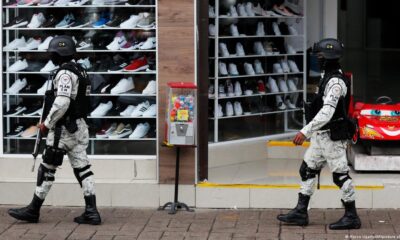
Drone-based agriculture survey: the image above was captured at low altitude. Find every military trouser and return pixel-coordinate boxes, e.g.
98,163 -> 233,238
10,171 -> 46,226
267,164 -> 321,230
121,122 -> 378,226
35,119 -> 95,199
300,130 -> 355,202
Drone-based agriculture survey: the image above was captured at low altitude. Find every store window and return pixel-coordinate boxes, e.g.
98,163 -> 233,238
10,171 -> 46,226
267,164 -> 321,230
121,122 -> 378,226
207,0 -> 306,143
1,0 -> 157,155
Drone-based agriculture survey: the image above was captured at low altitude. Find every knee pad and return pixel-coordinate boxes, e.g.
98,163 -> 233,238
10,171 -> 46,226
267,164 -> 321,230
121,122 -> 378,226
333,172 -> 352,188
37,164 -> 56,187
299,161 -> 320,181
73,165 -> 93,187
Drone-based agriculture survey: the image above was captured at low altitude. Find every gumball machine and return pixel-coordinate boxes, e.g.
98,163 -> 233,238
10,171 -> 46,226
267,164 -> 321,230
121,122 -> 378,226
165,82 -> 197,146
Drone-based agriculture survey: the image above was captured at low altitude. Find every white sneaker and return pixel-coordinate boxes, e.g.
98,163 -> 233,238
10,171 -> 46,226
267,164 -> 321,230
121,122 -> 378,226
18,38 -> 41,50
139,37 -> 156,50
37,80 -> 52,94
53,0 -> 70,6
6,78 -> 27,94
111,77 -> 134,94
131,101 -> 150,117
136,12 -> 155,28
142,104 -> 156,117
4,37 -> 26,50
226,80 -> 234,97
254,60 -> 264,74
254,41 -> 266,55
245,2 -> 255,17
278,78 -> 289,92
230,24 -> 239,36
208,84 -> 214,97
27,13 -> 46,28
256,22 -> 265,36
253,3 -> 265,16
120,14 -> 141,28
285,43 -> 296,54
40,60 -> 59,72
77,57 -> 91,70
288,25 -> 298,35
276,96 -> 286,110
272,22 -> 281,36
209,5 -> 215,17
219,62 -> 228,76
236,42 -> 245,56
280,60 -> 290,73
285,98 -> 296,109
129,122 -> 150,139
228,63 -> 239,76
142,80 -> 156,94
91,101 -> 113,116
288,60 -> 300,72
216,104 -> 223,117
226,102 -> 234,116
267,77 -> 280,93
234,101 -> 243,116
218,83 -> 226,97
219,43 -> 230,57
244,63 -> 256,75
120,105 -> 135,116
273,63 -> 283,74
234,81 -> 242,96
287,78 -> 298,91
106,36 -> 127,50
38,36 -> 53,50
229,5 -> 238,17
209,24 -> 216,36
237,3 -> 248,16
9,59 -> 28,72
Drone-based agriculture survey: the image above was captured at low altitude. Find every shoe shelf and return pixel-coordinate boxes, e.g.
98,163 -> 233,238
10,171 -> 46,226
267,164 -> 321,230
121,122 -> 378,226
208,0 -> 307,142
210,72 -> 304,80
3,27 -> 156,30
3,5 -> 156,8
2,1 -> 159,156
209,108 -> 302,120
3,49 -> 157,53
209,35 -> 303,39
209,90 -> 303,100
5,71 -> 156,75
209,53 -> 303,59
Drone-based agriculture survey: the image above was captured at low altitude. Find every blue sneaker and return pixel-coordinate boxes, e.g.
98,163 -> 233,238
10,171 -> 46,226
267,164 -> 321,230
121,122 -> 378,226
92,12 -> 110,28
55,13 -> 75,28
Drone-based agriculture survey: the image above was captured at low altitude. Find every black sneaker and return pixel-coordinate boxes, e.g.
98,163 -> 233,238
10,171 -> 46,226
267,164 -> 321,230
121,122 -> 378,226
108,54 -> 128,72
23,105 -> 42,116
5,105 -> 27,115
4,16 -> 28,28
279,22 -> 290,35
70,18 -> 91,28
7,125 -> 26,137
105,15 -> 124,28
95,55 -> 112,72
42,15 -> 57,28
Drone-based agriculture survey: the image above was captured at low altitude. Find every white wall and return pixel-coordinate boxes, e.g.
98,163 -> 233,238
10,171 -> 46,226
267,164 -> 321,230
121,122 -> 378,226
307,0 -> 338,47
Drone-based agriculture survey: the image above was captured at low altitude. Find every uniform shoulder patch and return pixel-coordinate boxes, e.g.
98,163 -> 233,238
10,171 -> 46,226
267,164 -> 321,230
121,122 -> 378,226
57,73 -> 73,97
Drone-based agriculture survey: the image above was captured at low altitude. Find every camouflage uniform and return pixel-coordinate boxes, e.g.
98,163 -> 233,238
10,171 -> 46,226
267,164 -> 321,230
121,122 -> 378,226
299,75 -> 355,202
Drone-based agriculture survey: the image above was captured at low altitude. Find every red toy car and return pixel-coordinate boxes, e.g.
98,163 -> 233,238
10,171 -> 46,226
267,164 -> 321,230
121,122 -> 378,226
352,96 -> 400,141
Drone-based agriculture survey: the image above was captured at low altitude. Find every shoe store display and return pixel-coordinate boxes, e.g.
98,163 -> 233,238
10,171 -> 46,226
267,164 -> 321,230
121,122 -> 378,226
4,16 -> 28,28
37,80 -> 52,94
254,41 -> 266,55
280,60 -> 291,73
142,80 -> 157,94
229,5 -> 238,17
256,22 -> 265,36
254,60 -> 264,74
208,84 -> 215,98
234,101 -> 243,116
236,42 -> 246,56
244,62 -> 256,75
272,22 -> 281,36
93,12 -> 111,28
106,32 -> 127,50
19,38 -> 41,50
139,37 -> 156,50
91,101 -> 113,116
111,77 -> 134,94
273,63 -> 284,74
209,5 -> 215,18
228,63 -> 239,76
219,62 -> 228,76
96,123 -> 117,138
77,57 -> 91,70
209,24 -> 216,36
230,24 -> 240,37
137,12 -> 155,28
120,14 -> 141,28
5,105 -> 27,116
27,13 -> 46,28
225,80 -> 234,97
288,60 -> 300,72
55,13 -> 75,28
7,125 -> 26,137
109,123 -> 133,139
124,57 -> 149,72
234,81 -> 242,96
245,2 -> 255,17
219,43 -> 230,57
6,78 -> 27,94
38,36 -> 54,50
218,83 -> 226,97
276,96 -> 287,110
4,37 -> 26,50
40,60 -> 58,72
23,106 -> 43,116
243,80 -> 253,96
142,104 -> 156,117
226,102 -> 234,117
237,3 -> 247,17
257,80 -> 266,94
131,101 -> 150,117
267,77 -> 280,93
216,104 -> 223,117
9,59 -> 29,72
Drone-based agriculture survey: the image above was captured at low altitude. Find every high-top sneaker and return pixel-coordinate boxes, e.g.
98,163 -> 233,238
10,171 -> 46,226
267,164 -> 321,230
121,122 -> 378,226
8,194 -> 44,223
329,200 -> 361,230
277,193 -> 310,226
74,195 -> 102,225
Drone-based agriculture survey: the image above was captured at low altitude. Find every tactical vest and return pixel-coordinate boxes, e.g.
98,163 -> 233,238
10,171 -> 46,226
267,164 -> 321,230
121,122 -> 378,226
306,70 -> 351,129
56,62 -> 91,120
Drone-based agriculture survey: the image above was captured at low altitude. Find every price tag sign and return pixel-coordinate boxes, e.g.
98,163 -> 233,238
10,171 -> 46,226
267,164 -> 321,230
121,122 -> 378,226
177,109 -> 189,121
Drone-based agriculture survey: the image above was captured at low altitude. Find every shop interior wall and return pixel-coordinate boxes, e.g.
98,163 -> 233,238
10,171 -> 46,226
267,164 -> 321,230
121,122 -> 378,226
158,0 -> 196,184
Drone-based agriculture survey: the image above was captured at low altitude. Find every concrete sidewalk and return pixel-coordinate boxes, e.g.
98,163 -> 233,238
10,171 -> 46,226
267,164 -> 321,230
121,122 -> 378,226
0,206 -> 399,240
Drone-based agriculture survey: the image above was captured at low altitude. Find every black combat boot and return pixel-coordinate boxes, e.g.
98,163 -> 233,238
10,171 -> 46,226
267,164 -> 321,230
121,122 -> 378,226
74,195 -> 101,225
329,200 -> 361,230
277,193 -> 310,226
8,194 -> 44,223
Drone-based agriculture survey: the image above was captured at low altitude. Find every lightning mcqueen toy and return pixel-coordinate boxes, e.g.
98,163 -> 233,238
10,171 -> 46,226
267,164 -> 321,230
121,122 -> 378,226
351,96 -> 400,154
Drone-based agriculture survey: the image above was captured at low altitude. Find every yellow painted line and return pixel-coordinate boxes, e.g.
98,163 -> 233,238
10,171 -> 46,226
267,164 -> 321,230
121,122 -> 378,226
267,141 -> 310,148
197,182 -> 384,190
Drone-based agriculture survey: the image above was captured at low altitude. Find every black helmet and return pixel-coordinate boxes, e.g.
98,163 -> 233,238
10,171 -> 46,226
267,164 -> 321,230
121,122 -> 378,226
313,38 -> 344,60
48,35 -> 76,56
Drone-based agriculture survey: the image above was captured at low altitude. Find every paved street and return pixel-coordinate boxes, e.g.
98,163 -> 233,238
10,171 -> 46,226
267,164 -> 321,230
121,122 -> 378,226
0,206 -> 399,240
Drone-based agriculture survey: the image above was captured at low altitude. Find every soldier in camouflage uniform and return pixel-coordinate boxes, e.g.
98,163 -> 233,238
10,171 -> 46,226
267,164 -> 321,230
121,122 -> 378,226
8,36 -> 101,225
277,39 -> 361,230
